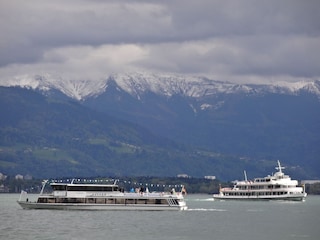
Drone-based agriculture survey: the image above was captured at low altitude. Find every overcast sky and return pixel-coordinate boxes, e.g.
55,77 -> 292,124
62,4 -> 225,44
0,0 -> 319,84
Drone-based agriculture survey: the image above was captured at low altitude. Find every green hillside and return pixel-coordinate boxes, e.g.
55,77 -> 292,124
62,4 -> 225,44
0,87 -> 316,180
0,87 -> 251,180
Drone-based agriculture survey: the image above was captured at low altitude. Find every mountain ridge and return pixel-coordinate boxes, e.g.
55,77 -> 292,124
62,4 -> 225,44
1,73 -> 320,180
1,72 -> 319,101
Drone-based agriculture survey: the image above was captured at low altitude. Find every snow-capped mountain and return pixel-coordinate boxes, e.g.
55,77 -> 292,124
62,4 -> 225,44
110,72 -> 320,99
1,72 -> 320,179
1,72 -> 320,101
2,73 -> 107,100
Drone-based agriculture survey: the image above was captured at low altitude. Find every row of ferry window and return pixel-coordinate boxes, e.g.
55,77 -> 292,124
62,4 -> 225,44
52,186 -> 119,192
255,179 -> 271,182
37,197 -> 177,205
225,191 -> 288,196
255,177 -> 284,182
238,185 -> 291,190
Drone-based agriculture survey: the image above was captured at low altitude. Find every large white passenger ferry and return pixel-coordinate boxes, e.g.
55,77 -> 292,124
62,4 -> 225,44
17,179 -> 188,211
213,161 -> 307,201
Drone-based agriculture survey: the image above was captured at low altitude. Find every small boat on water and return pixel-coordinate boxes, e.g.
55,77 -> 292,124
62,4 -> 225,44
213,160 -> 307,201
17,179 -> 188,211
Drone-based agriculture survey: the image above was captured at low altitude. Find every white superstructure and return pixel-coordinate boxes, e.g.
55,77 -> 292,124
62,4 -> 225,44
17,179 -> 188,211
213,161 -> 307,201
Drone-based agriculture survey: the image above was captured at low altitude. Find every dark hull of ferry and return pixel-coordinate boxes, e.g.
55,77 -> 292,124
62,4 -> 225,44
17,201 -> 186,211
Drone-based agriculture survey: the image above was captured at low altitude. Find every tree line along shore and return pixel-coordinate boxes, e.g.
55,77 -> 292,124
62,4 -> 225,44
1,176 -> 320,195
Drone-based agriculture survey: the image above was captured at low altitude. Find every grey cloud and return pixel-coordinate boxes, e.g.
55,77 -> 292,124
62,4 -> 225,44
168,1 -> 320,39
0,0 -> 320,83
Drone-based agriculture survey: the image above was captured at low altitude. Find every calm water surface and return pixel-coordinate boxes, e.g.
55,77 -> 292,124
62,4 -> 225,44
1,194 -> 319,240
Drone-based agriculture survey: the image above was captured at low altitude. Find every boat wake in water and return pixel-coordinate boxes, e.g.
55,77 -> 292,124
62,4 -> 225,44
187,198 -> 214,202
186,208 -> 226,212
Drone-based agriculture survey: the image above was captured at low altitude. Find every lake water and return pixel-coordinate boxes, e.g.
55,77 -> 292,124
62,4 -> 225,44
1,194 -> 319,240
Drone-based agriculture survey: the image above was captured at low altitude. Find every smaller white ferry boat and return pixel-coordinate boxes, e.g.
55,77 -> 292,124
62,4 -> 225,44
213,161 -> 307,201
17,179 -> 188,211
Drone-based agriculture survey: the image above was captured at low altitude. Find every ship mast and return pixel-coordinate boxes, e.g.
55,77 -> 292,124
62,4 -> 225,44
40,180 -> 48,195
244,170 -> 248,182
276,160 -> 285,173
